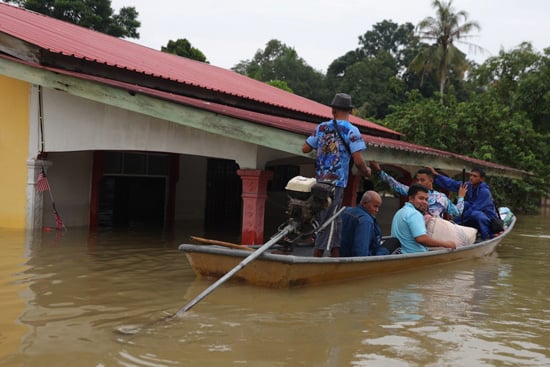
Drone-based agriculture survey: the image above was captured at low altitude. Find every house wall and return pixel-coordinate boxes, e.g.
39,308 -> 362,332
0,84 -> 302,230
0,76 -> 30,228
41,89 -> 266,169
174,155 -> 207,224
41,152 -> 93,228
39,152 -> 211,228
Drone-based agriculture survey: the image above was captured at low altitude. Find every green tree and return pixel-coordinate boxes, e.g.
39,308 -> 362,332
325,50 -> 362,92
410,0 -> 481,100
326,20 -> 422,119
470,43 -> 550,134
382,91 -> 547,213
7,0 -> 140,38
232,39 -> 330,103
161,39 -> 208,63
358,20 -> 420,71
337,51 -> 406,119
266,80 -> 293,93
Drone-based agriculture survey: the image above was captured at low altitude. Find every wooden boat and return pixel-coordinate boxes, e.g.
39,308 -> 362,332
179,216 -> 516,288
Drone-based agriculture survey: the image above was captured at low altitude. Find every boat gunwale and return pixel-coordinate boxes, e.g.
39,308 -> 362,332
179,216 -> 516,264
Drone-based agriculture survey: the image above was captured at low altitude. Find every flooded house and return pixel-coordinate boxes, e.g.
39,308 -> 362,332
0,3 -> 522,244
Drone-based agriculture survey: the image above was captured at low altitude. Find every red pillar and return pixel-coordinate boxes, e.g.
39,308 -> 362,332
343,174 -> 360,207
237,169 -> 274,245
89,151 -> 104,229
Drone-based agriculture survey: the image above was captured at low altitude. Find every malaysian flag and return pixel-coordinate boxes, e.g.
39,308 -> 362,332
36,169 -> 50,192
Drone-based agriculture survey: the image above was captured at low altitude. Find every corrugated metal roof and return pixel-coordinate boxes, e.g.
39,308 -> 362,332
7,55 -> 514,173
0,3 -> 398,135
0,4 -> 524,176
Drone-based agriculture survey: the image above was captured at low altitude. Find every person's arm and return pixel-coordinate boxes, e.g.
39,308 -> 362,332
406,209 -> 455,250
353,217 -> 375,256
347,125 -> 370,177
370,161 -> 409,196
351,151 -> 371,177
415,234 -> 456,250
470,185 -> 496,213
431,171 -> 462,192
302,127 -> 319,154
446,183 -> 467,217
371,161 -> 410,196
369,161 -> 409,196
449,182 -> 468,217
446,197 -> 464,218
379,171 -> 410,197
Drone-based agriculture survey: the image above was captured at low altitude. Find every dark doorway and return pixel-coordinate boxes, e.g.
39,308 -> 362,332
205,158 -> 242,232
92,151 -> 173,229
98,176 -> 166,228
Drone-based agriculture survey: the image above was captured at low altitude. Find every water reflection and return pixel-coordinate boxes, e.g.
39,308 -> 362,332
0,214 -> 548,366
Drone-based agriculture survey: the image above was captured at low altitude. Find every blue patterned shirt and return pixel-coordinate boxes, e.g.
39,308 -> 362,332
305,119 -> 366,188
379,170 -> 464,219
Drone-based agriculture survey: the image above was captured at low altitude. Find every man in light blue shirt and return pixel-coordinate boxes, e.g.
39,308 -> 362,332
391,184 -> 457,254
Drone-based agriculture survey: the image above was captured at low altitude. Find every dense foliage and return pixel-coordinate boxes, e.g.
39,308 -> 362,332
6,0 -> 140,38
161,38 -> 208,63
232,40 -> 331,104
229,3 -> 548,214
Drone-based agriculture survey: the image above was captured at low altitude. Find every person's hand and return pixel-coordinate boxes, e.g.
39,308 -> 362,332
426,166 -> 439,176
445,241 -> 457,250
363,165 -> 372,177
458,182 -> 467,198
369,160 -> 381,172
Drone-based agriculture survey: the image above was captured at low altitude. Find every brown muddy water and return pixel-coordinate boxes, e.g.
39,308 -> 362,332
0,212 -> 549,367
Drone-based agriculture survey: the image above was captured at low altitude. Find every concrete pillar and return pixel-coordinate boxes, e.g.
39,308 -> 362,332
26,159 -> 51,229
237,169 -> 274,245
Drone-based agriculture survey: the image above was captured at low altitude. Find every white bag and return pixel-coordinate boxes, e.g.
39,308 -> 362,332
426,216 -> 477,247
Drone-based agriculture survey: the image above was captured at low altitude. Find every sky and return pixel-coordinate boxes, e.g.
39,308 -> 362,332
110,0 -> 550,72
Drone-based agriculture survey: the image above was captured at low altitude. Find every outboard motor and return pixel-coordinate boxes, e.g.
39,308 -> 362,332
279,176 -> 334,247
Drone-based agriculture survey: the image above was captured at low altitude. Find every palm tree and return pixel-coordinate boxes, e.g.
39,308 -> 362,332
410,0 -> 481,100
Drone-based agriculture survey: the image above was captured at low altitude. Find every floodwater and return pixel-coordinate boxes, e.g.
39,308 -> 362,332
1,212 -> 549,367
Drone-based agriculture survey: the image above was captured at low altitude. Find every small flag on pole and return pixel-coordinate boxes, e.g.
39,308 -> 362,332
36,169 -> 50,192
52,203 -> 65,231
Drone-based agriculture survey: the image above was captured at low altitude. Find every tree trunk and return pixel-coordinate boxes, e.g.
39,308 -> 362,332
439,68 -> 446,103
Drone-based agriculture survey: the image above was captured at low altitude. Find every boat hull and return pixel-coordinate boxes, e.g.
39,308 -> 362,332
180,217 -> 515,288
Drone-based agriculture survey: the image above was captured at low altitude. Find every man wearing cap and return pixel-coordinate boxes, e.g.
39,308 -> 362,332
302,93 -> 371,257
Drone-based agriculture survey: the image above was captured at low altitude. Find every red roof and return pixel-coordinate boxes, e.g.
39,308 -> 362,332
0,4 -> 523,174
0,54 -> 513,172
0,3 -> 398,136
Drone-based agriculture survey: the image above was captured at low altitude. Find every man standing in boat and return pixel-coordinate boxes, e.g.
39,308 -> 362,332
391,184 -> 457,253
302,93 -> 371,257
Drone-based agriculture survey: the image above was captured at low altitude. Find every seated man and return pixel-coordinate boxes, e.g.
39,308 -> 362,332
391,184 -> 457,254
429,166 -> 498,240
340,191 -> 383,257
370,161 -> 465,219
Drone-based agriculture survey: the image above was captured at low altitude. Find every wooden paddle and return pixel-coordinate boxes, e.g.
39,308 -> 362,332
171,222 -> 296,317
173,208 -> 346,316
190,235 -> 253,251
